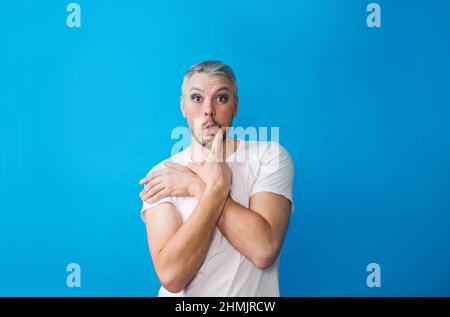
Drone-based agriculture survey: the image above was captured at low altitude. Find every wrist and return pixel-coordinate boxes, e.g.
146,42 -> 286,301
189,179 -> 206,200
205,181 -> 230,199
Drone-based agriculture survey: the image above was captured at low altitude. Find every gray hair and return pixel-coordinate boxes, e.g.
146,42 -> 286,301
181,60 -> 238,96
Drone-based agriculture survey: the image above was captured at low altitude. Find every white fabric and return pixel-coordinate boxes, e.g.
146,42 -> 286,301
141,140 -> 294,297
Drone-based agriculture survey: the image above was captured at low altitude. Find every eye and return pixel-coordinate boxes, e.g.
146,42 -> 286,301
191,94 -> 202,103
216,94 -> 229,104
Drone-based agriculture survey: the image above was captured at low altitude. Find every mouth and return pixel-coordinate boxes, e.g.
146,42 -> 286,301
203,123 -> 219,135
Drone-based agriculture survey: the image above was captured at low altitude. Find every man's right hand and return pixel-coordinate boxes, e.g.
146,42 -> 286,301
188,126 -> 231,194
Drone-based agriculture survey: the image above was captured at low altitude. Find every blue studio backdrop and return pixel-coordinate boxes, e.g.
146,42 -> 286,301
1,0 -> 449,296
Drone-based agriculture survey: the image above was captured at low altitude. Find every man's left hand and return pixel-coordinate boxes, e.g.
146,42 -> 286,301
139,161 -> 206,204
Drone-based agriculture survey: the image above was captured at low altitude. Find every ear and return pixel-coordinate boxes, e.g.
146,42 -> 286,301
180,95 -> 186,118
233,95 -> 239,118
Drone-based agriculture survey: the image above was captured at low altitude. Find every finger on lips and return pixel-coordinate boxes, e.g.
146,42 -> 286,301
208,126 -> 225,162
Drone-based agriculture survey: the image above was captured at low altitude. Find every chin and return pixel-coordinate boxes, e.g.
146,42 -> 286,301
202,137 -> 215,147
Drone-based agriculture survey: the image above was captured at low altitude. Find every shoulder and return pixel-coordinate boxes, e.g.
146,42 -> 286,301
248,141 -> 295,205
145,149 -> 189,177
141,150 -> 188,221
245,140 -> 292,161
252,141 -> 293,174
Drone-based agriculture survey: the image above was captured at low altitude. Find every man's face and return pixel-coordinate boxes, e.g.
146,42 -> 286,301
181,73 -> 238,147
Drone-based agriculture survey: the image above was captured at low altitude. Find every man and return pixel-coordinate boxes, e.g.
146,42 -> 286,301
139,61 -> 294,296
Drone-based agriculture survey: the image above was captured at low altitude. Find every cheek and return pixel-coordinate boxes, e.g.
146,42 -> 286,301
184,106 -> 203,130
215,106 -> 235,119
185,103 -> 202,118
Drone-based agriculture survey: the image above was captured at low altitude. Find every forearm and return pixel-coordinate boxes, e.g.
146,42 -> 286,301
157,185 -> 228,292
217,196 -> 277,269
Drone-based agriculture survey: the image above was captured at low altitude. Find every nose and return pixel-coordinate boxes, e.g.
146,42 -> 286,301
203,99 -> 215,118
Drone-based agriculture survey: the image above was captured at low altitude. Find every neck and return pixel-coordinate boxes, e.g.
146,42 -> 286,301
189,136 -> 240,162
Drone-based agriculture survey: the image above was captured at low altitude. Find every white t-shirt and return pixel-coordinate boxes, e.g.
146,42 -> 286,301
141,140 -> 294,297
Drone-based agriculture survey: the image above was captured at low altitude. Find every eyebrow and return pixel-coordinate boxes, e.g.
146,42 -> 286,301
190,86 -> 230,93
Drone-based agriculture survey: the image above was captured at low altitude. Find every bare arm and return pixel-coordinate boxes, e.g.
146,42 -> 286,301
141,130 -> 290,273
144,184 -> 228,293
141,167 -> 292,270
217,192 -> 291,269
142,127 -> 231,293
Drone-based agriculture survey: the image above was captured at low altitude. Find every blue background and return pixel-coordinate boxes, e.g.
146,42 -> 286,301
1,0 -> 449,296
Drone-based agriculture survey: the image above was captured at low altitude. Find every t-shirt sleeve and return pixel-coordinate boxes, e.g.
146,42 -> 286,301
250,142 -> 295,212
140,163 -> 176,222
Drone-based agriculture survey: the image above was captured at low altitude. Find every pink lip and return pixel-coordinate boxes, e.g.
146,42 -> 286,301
204,125 -> 218,135
203,122 -> 216,129
203,121 -> 219,133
